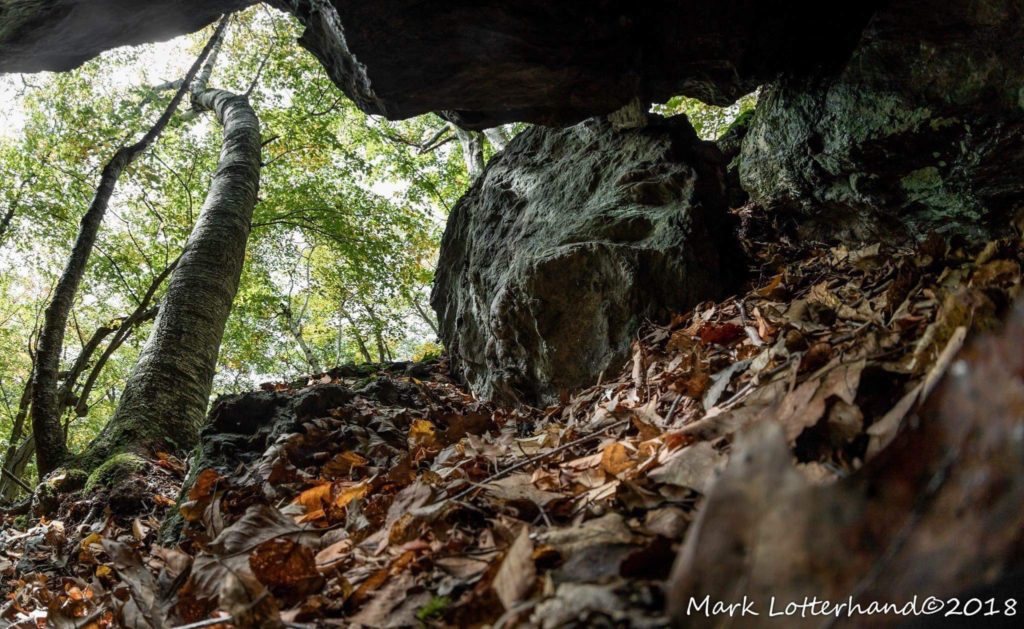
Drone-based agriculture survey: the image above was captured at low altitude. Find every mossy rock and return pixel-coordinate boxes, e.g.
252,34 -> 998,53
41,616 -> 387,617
84,453 -> 148,492
32,467 -> 88,516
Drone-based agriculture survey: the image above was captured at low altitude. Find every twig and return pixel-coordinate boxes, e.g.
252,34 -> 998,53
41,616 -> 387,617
445,418 -> 630,503
1,465 -> 32,494
170,616 -> 232,629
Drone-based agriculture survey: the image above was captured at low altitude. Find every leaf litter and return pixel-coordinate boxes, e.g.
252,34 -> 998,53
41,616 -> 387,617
2,228 -> 1023,627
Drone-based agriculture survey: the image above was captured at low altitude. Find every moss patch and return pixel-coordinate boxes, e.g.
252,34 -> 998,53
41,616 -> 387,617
417,595 -> 451,622
84,453 -> 148,492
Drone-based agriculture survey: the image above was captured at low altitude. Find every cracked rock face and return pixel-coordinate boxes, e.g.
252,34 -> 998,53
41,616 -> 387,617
431,116 -> 738,405
739,0 -> 1024,241
0,0 -> 253,73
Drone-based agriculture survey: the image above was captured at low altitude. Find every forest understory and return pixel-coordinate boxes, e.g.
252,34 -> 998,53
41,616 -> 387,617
3,206 -> 1022,628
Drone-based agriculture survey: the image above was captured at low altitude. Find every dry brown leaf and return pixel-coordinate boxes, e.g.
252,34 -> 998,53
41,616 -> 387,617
648,442 -> 726,494
249,538 -> 324,599
315,538 -> 352,571
699,322 -> 744,346
492,528 -> 536,610
294,482 -> 332,513
408,418 -> 439,448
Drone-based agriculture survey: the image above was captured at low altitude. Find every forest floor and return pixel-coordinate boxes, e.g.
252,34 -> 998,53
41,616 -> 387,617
2,210 -> 1023,628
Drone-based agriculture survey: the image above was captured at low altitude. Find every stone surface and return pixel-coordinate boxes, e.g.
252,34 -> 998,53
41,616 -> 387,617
4,1 -> 879,129
431,115 -> 738,405
739,0 -> 1024,241
0,0 -> 253,73
280,0 -> 880,129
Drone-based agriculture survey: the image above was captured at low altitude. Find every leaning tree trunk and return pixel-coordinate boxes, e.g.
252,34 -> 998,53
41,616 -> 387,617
85,52 -> 261,467
29,25 -> 225,476
281,303 -> 322,374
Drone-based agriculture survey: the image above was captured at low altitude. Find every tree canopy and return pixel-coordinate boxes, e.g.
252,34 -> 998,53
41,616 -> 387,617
0,5 -> 747,489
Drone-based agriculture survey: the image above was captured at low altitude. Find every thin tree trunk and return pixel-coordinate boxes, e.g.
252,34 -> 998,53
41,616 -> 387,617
57,324 -> 116,417
341,308 -> 373,363
0,378 -> 32,500
483,127 -> 509,151
89,28 -> 261,466
72,305 -> 158,417
72,257 -> 177,417
29,24 -> 226,476
0,176 -> 33,248
454,126 -> 485,179
410,295 -> 440,337
0,207 -> 16,246
362,301 -> 391,362
281,304 -> 322,373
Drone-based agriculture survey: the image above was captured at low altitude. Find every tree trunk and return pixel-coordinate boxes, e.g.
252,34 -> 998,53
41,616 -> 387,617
0,207 -> 16,246
281,304 -> 322,373
483,127 -> 509,151
88,43 -> 261,466
362,301 -> 391,362
341,307 -> 373,363
454,126 -> 485,179
0,176 -> 32,248
72,257 -> 177,417
72,305 -> 158,418
410,295 -> 440,337
0,378 -> 32,501
28,25 -> 225,476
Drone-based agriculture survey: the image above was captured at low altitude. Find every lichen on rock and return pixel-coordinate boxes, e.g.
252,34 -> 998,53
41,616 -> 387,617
738,0 -> 1024,241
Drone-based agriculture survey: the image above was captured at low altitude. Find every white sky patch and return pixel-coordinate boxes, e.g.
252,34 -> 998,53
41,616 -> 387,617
0,36 -> 197,141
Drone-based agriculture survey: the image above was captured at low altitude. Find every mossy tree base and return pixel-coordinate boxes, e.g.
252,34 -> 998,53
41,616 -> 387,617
83,453 -> 148,493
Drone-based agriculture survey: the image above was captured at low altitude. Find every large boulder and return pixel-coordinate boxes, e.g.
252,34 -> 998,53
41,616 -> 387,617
431,115 -> 738,405
279,0 -> 880,129
739,0 -> 1024,241
0,0 -> 253,73
3,1 -> 880,129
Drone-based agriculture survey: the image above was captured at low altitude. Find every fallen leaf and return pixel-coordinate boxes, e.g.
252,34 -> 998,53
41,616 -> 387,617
250,538 -> 324,600
408,418 -> 439,448
320,451 -> 369,479
649,442 -> 727,494
699,322 -> 744,346
600,443 -> 636,477
492,528 -> 535,610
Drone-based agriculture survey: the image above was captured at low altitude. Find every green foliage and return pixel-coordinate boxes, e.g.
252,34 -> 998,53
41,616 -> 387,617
651,92 -> 759,140
0,5 -> 486,464
417,595 -> 451,621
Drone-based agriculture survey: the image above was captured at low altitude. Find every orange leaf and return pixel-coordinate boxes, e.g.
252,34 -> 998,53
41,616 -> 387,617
295,482 -> 333,512
408,418 -> 438,448
334,480 -> 371,509
600,443 -> 636,476
250,538 -> 324,598
321,451 -> 369,479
